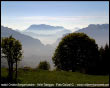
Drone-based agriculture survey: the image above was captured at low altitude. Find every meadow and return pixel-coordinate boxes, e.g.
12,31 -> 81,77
1,68 -> 109,87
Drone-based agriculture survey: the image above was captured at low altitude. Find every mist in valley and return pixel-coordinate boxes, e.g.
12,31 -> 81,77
1,24 -> 109,69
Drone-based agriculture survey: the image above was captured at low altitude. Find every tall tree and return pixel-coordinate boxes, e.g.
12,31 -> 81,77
104,44 -> 109,74
52,33 -> 99,74
1,35 -> 23,82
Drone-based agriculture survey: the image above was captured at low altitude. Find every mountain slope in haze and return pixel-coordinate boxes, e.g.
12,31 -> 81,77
75,24 -> 109,47
22,24 -> 72,44
1,26 -> 44,47
1,26 -> 54,68
53,24 -> 109,47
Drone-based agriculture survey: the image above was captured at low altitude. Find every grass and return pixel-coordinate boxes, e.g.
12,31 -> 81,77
1,68 -> 109,87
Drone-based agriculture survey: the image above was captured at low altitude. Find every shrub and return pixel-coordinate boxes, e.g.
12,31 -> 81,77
37,61 -> 50,70
23,66 -> 32,71
53,67 -> 61,71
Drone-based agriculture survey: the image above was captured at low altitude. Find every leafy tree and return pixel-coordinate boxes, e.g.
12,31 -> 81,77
52,33 -> 99,74
37,61 -> 50,70
1,35 -> 23,82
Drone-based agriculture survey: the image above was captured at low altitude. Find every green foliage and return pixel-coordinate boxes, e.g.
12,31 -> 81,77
1,35 -> 23,64
52,33 -> 99,74
37,61 -> 50,70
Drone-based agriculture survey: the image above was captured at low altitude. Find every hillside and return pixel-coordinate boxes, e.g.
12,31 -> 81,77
1,26 -> 44,47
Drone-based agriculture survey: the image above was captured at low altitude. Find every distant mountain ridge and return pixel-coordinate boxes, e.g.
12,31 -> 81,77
26,24 -> 64,30
53,24 -> 109,47
75,24 -> 109,46
22,24 -> 72,44
87,24 -> 109,30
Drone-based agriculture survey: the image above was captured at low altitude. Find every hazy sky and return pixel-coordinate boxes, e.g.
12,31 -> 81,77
1,1 -> 109,31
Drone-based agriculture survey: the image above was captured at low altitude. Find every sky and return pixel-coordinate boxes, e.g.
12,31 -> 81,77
1,1 -> 109,31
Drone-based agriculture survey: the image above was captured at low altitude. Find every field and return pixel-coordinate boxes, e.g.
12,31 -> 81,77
1,68 -> 109,87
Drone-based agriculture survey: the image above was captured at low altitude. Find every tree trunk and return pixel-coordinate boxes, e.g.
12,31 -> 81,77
72,66 -> 75,72
8,61 -> 11,82
10,62 -> 13,83
15,59 -> 17,82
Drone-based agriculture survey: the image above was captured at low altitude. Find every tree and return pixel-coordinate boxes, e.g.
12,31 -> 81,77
13,39 -> 23,82
37,61 -> 50,70
52,33 -> 99,74
104,44 -> 109,74
99,44 -> 109,74
1,35 -> 23,82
